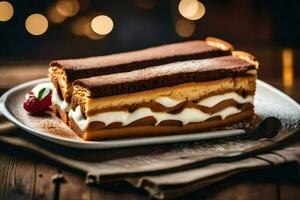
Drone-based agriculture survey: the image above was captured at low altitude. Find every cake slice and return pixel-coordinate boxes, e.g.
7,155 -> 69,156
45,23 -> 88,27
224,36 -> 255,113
69,51 -> 258,140
49,37 -> 233,123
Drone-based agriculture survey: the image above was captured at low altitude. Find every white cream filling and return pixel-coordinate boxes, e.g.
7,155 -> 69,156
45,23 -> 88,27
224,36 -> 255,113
198,92 -> 253,107
69,106 -> 89,130
51,87 -> 71,112
154,92 -> 253,108
155,97 -> 183,107
69,92 -> 253,131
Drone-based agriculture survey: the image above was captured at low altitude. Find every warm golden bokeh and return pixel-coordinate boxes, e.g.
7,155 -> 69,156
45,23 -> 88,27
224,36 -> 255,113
56,0 -> 79,17
0,1 -> 14,22
178,0 -> 205,21
91,15 -> 114,35
71,17 -> 90,36
47,6 -> 66,23
71,16 -> 103,40
175,18 -> 196,37
25,14 -> 49,36
188,1 -> 205,20
282,48 -> 294,93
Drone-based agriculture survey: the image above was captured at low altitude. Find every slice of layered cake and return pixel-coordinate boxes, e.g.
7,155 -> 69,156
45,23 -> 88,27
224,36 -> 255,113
69,51 -> 258,140
49,37 -> 233,124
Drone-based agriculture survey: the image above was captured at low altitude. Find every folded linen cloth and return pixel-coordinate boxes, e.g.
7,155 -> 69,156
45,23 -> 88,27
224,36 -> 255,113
0,117 -> 299,199
127,147 -> 300,199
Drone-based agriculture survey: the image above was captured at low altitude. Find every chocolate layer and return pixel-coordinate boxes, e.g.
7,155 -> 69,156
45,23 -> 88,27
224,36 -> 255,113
74,55 -> 256,98
85,102 -> 253,130
50,39 -> 232,82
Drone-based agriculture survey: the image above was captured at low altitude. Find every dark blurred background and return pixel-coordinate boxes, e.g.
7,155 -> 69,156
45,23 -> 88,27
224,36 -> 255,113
0,0 -> 300,60
0,0 -> 299,97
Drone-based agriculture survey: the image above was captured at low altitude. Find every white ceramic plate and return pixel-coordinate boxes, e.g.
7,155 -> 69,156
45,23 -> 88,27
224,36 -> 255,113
0,78 -> 300,149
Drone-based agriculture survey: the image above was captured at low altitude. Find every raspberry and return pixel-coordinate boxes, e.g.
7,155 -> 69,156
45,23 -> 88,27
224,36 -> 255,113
23,91 -> 52,114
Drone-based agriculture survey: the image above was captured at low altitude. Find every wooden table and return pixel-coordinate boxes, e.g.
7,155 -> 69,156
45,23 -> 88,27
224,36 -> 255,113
0,48 -> 300,200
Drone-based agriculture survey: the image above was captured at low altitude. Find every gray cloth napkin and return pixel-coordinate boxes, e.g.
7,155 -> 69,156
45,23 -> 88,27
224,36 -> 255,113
127,147 -> 300,199
0,118 -> 300,199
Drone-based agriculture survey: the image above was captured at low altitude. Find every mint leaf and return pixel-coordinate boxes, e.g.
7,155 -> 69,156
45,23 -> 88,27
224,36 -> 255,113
38,88 -> 46,100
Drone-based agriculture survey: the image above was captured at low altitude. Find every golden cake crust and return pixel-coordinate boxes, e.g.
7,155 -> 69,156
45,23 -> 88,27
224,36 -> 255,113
72,76 -> 256,115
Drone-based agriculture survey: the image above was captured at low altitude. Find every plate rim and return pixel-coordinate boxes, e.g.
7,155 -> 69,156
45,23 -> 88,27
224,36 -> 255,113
256,80 -> 300,111
0,78 -> 299,149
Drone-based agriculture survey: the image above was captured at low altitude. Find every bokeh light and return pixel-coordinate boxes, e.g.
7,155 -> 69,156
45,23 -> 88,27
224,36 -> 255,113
178,0 -> 205,21
175,18 -> 196,37
71,17 -> 89,36
85,28 -> 104,40
189,1 -> 205,20
0,1 -> 14,22
25,14 -> 48,36
282,48 -> 294,93
56,0 -> 79,17
47,6 -> 66,23
71,16 -> 103,40
91,15 -> 114,35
